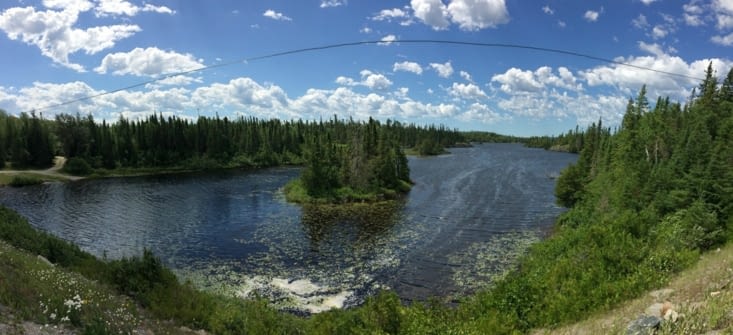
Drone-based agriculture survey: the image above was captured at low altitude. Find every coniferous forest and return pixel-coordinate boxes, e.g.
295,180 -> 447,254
0,112 -> 466,199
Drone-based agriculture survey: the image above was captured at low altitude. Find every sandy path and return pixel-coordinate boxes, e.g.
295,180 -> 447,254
0,156 -> 84,181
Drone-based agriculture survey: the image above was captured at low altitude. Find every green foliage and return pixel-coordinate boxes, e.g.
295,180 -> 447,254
63,157 -> 93,176
295,118 -> 414,202
554,162 -> 585,207
8,174 -> 43,187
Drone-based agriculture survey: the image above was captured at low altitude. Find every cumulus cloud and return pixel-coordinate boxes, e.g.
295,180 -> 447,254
584,10 -> 599,22
94,47 -> 204,77
372,7 -> 413,25
378,34 -> 397,45
447,0 -> 510,30
632,14 -> 649,29
393,61 -> 423,74
410,0 -> 449,30
0,4 -> 141,71
94,0 -> 175,17
492,68 -> 543,93
683,0 -> 705,26
492,66 -> 582,95
638,41 -> 667,57
263,9 -> 291,21
320,0 -> 347,8
457,103 -> 506,124
542,5 -> 554,15
145,75 -> 202,89
361,70 -> 393,90
410,0 -> 509,31
335,70 -> 393,90
448,82 -> 487,100
460,70 -> 473,81
639,0 -> 659,5
580,51 -> 733,99
430,61 -> 454,78
651,25 -> 669,39
712,32 -> 733,45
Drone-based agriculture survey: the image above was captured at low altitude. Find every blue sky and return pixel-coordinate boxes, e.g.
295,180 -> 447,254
0,0 -> 732,136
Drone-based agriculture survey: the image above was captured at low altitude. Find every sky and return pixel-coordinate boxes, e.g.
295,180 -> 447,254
0,0 -> 732,136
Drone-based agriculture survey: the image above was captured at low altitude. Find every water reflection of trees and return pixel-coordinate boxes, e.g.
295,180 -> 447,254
300,201 -> 404,252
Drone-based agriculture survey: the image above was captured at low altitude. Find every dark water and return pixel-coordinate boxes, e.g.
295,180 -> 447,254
0,143 -> 576,312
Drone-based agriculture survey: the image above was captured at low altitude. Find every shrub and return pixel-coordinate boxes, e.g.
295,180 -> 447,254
63,157 -> 93,176
9,175 -> 43,187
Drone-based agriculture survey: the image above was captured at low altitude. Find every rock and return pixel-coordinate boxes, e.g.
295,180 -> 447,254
626,315 -> 662,335
663,308 -> 679,322
645,302 -> 664,317
649,288 -> 674,301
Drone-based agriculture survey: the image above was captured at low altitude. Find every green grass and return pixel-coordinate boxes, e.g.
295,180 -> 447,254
0,173 -> 66,186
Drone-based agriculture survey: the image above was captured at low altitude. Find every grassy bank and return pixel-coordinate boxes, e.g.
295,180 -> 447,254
0,172 -> 68,187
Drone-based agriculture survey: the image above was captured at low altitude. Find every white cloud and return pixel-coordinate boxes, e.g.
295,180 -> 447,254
492,68 -> 543,93
712,32 -> 733,45
410,0 -> 449,30
580,52 -> 733,100
145,75 -> 202,89
95,47 -> 204,77
683,0 -> 705,26
94,0 -> 175,17
0,4 -> 141,71
372,8 -> 408,21
651,25 -> 668,39
360,26 -> 372,33
378,34 -> 397,46
361,70 -> 393,90
335,70 -> 393,90
447,0 -> 510,31
542,5 -> 554,15
448,82 -> 487,100
263,9 -> 291,21
457,103 -> 506,124
492,66 -> 582,95
713,0 -> 733,30
638,41 -> 666,57
460,70 -> 473,81
632,14 -> 649,29
558,20 -> 566,28
584,10 -> 599,22
394,87 -> 410,100
639,0 -> 659,5
410,0 -> 509,31
393,61 -> 423,74
430,61 -> 454,78
42,0 -> 93,12
320,0 -> 347,8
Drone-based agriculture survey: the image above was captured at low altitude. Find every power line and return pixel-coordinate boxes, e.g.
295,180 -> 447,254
30,39 -> 705,113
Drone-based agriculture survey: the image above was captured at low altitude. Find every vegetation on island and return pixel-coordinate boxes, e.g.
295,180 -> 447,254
285,118 -> 411,203
0,64 -> 731,334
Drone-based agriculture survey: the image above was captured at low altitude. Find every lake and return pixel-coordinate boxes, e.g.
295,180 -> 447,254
0,143 -> 576,313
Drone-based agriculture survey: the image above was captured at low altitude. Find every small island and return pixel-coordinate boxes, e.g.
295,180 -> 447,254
284,121 -> 412,204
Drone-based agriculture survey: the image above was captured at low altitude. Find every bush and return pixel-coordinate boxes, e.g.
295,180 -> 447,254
9,175 -> 43,187
63,157 -> 93,176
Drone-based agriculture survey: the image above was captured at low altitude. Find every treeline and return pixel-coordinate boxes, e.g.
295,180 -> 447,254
462,131 -> 521,143
460,64 -> 733,332
0,111 -> 465,172
524,124 -> 596,153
